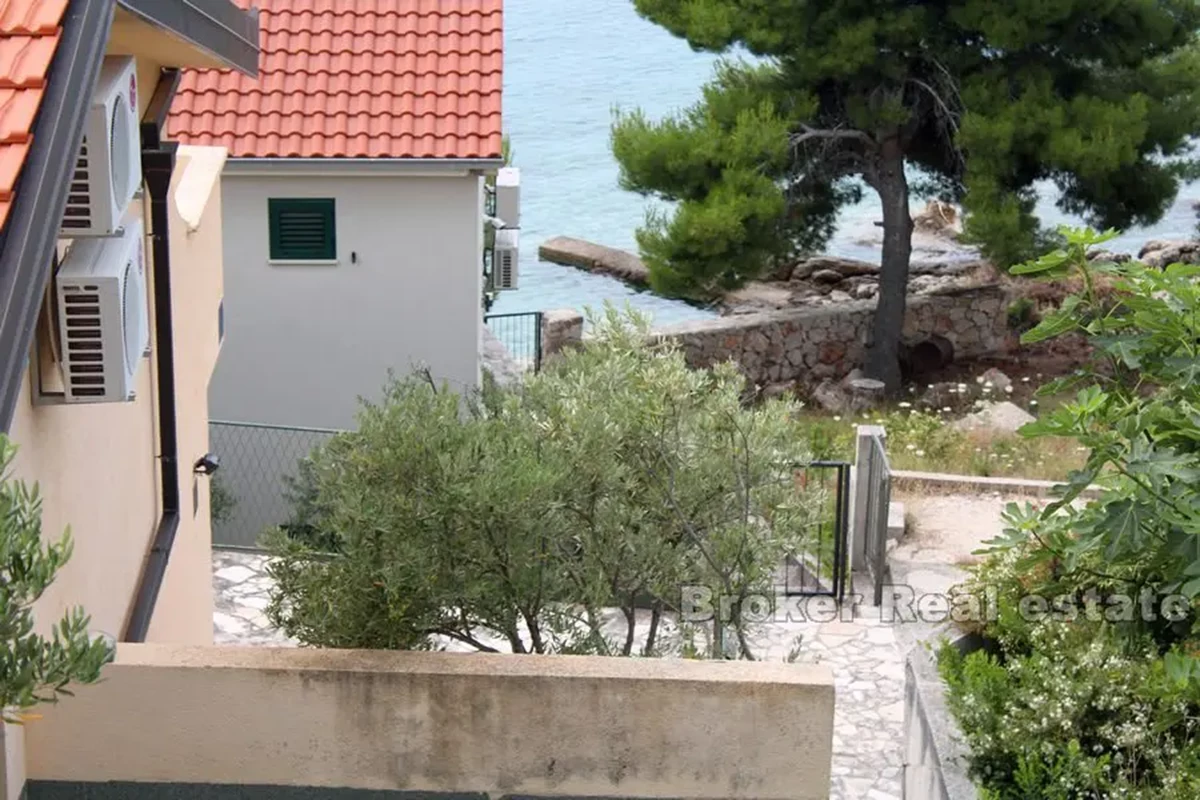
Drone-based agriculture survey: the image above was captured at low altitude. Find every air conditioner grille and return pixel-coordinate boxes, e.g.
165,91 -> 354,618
62,140 -> 93,230
62,289 -> 106,394
498,250 -> 515,286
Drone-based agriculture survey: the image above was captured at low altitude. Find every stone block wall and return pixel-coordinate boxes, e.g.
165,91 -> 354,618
651,285 -> 1010,387
540,308 -> 585,362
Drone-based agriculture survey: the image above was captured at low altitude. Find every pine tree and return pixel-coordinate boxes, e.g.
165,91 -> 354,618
612,0 -> 1200,388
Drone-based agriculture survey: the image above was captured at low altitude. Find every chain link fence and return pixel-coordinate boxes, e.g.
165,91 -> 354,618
209,421 -> 339,549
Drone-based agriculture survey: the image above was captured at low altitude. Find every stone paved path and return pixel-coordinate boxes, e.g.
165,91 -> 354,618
211,549 -> 904,799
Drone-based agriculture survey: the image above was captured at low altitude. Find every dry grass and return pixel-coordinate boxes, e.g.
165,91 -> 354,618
796,406 -> 1087,482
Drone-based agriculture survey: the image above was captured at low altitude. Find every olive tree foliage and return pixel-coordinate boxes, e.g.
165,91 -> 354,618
0,436 -> 113,724
612,0 -> 1200,389
266,309 -> 823,659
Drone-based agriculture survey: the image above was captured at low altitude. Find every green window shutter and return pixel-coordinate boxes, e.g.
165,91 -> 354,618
269,198 -> 336,260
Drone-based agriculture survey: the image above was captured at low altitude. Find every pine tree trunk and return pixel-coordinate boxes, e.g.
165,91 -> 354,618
865,141 -> 913,391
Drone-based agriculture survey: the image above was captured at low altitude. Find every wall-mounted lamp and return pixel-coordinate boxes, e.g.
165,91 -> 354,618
193,453 -> 220,476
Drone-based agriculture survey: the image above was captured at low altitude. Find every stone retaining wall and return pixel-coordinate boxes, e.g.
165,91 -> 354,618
540,308 -> 585,362
651,285 -> 1010,387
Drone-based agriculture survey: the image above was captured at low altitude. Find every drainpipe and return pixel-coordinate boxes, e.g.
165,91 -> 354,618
124,70 -> 182,643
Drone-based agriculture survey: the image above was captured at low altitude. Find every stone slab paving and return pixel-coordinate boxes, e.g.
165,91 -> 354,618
212,549 -> 294,646
211,549 -> 904,799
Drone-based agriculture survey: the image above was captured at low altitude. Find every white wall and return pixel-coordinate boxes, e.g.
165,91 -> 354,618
212,170 -> 483,429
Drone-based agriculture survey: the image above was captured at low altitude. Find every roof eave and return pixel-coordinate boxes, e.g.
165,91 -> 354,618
117,0 -> 260,76
223,156 -> 508,177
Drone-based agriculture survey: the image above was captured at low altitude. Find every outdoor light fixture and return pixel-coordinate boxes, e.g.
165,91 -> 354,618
193,453 -> 220,476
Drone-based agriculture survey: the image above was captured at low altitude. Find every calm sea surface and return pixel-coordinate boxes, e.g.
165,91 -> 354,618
492,0 -> 1200,324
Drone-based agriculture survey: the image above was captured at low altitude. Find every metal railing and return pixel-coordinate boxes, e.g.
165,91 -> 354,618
862,433 -> 892,606
209,421 -> 340,549
484,311 -> 543,374
784,461 -> 850,601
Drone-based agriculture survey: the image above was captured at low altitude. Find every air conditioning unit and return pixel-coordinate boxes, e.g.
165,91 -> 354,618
55,217 -> 148,403
495,167 -> 520,229
491,227 -> 519,291
61,56 -> 141,237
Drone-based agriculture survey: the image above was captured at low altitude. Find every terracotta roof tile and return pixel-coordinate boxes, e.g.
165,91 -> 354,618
0,32 -> 59,88
0,139 -> 30,199
0,86 -> 40,142
0,0 -> 65,235
167,0 -> 504,160
0,0 -> 66,35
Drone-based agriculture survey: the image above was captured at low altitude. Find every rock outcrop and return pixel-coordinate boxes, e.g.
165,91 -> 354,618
1138,240 -> 1200,268
912,200 -> 961,238
952,401 -> 1036,435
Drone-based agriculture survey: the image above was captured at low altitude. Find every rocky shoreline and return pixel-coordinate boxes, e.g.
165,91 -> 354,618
538,229 -> 1200,317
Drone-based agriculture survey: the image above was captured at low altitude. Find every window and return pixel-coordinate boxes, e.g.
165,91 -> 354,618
268,198 -> 336,261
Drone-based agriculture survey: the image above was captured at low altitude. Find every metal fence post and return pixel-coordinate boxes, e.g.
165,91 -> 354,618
851,424 -> 886,573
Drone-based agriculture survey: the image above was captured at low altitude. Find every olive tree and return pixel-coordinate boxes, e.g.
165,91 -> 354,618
266,308 -> 824,658
0,436 -> 113,723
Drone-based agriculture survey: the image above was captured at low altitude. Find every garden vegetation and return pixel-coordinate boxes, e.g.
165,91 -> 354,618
941,228 -> 1200,797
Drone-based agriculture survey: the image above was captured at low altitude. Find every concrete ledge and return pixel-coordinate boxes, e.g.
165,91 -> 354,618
27,645 -> 835,800
903,646 -> 978,800
539,237 -> 650,286
892,470 -> 1102,500
27,783 -> 484,799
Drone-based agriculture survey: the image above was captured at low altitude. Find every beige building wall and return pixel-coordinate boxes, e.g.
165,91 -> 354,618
2,27 -> 242,800
7,148 -> 224,650
28,645 -> 836,800
8,44 -> 161,639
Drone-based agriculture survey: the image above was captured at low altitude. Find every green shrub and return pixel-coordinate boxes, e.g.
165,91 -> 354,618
1006,297 -> 1039,333
209,474 -> 236,526
941,228 -> 1200,797
941,623 -> 1200,799
0,435 -> 113,723
264,307 -> 823,658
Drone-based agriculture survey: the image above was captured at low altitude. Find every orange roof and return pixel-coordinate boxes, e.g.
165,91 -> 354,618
0,0 -> 66,230
167,0 -> 503,160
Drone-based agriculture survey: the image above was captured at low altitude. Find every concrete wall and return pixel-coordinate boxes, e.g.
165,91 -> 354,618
652,285 -> 1010,388
902,648 -> 978,800
212,169 -> 484,430
26,645 -> 836,800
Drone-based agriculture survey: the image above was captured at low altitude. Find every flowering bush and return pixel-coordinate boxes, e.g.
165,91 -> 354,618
941,622 -> 1200,799
941,228 -> 1200,797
